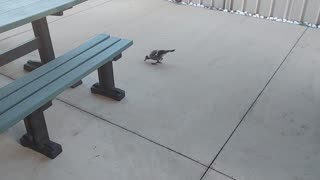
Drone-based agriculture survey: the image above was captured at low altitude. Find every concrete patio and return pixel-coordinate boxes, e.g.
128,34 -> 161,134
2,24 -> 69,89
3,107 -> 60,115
0,0 -> 319,179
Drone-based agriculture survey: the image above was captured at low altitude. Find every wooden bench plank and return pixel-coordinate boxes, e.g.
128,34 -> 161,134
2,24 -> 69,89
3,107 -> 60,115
0,0 -> 41,14
0,0 -> 86,33
0,34 -> 109,101
0,37 -> 120,115
0,39 -> 132,132
0,0 -> 11,4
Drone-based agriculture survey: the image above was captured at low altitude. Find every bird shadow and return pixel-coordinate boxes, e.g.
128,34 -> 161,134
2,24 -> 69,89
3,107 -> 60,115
143,61 -> 177,70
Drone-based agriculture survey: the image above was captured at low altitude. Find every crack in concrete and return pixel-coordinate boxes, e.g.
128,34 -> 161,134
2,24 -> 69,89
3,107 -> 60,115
199,27 -> 309,180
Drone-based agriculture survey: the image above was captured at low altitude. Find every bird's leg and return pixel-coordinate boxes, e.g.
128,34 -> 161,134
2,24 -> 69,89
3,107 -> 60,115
151,62 -> 158,65
157,60 -> 162,64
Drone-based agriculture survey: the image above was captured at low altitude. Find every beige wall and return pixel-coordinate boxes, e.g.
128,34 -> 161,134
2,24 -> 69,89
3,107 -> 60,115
182,0 -> 320,25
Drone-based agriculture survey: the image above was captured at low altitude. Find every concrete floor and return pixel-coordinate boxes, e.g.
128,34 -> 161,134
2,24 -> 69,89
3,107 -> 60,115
0,0 -> 319,179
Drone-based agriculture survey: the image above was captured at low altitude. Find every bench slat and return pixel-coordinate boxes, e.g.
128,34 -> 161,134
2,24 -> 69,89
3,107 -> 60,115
0,34 -> 110,101
0,39 -> 132,132
0,0 -> 12,4
0,0 -> 86,33
0,0 -> 41,14
0,37 -> 120,115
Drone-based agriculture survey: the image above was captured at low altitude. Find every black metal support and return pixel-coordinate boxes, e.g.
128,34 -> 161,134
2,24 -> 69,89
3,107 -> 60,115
23,17 -> 83,87
91,54 -> 125,101
20,102 -> 62,159
24,17 -> 55,72
52,11 -> 64,16
70,80 -> 83,88
0,37 -> 41,67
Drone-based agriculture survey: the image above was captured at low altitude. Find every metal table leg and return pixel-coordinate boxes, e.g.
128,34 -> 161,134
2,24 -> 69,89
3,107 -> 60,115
24,17 -> 82,87
24,17 -> 55,71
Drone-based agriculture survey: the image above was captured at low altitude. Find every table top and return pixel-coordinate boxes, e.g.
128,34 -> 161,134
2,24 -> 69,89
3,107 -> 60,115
0,0 -> 86,33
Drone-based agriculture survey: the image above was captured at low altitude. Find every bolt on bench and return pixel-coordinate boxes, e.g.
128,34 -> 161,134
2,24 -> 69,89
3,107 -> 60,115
0,34 -> 133,159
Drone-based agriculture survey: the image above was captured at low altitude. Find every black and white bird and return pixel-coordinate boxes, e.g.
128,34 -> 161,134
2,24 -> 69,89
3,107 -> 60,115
144,49 -> 175,65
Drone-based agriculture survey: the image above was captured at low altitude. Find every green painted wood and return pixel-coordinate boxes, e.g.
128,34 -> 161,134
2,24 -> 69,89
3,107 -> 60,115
0,39 -> 133,132
0,34 -> 109,101
0,0 -> 86,33
0,0 -> 41,14
0,0 -> 11,3
0,37 -> 120,116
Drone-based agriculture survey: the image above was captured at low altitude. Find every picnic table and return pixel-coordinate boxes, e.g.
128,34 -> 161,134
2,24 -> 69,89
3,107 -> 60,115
0,0 -> 86,70
0,0 -> 133,159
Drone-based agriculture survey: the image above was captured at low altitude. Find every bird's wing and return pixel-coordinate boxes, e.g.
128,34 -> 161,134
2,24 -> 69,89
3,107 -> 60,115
157,50 -> 166,55
157,50 -> 171,55
149,50 -> 159,58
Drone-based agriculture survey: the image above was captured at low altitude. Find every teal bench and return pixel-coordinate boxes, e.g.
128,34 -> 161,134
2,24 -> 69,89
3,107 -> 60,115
0,34 -> 133,159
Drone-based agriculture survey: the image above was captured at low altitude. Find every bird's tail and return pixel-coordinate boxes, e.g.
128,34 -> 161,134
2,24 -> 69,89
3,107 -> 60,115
166,49 -> 175,52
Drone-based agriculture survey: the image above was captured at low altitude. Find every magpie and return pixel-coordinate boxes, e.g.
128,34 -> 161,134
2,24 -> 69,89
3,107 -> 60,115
144,49 -> 175,65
